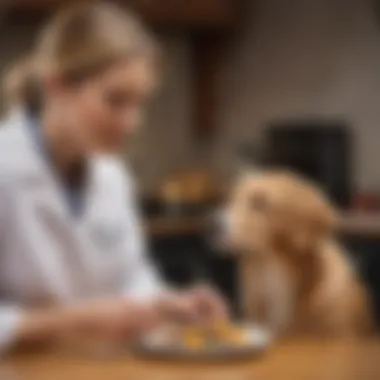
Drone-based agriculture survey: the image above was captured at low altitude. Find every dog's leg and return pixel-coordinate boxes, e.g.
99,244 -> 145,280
264,260 -> 295,337
238,257 -> 268,324
238,255 -> 297,338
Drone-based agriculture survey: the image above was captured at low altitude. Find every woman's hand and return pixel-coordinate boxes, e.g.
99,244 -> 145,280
15,289 -> 228,351
69,298 -> 159,340
189,285 -> 230,324
156,285 -> 230,326
16,298 -> 160,350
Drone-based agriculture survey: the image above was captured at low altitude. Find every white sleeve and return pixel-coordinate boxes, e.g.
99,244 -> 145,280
0,183 -> 23,353
120,166 -> 166,301
0,306 -> 22,353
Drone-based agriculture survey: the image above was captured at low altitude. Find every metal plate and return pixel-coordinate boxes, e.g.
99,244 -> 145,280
135,324 -> 272,361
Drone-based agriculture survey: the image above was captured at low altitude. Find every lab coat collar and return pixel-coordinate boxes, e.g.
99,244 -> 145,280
0,110 -> 45,185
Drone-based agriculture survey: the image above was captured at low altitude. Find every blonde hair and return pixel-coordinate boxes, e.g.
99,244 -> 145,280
3,55 -> 40,113
4,1 -> 159,112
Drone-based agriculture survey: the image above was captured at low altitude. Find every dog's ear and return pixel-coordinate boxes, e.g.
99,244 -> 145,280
294,202 -> 339,256
274,227 -> 313,257
274,201 -> 338,257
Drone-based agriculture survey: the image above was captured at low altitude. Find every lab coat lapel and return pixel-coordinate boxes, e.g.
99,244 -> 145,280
5,114 -> 103,299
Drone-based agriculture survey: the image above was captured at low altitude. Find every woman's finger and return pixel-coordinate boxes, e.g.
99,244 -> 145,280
195,286 -> 230,322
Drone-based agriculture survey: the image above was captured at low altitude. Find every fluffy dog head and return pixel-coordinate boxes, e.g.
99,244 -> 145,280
220,171 -> 338,262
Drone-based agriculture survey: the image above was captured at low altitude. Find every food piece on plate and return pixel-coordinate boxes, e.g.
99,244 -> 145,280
183,327 -> 205,350
211,321 -> 249,346
178,322 -> 249,350
224,326 -> 248,345
212,320 -> 230,336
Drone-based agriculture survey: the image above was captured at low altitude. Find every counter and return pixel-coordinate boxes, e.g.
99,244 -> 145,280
145,212 -> 380,238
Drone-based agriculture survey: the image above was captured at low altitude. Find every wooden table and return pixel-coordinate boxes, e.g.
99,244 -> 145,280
2,339 -> 380,380
145,212 -> 380,238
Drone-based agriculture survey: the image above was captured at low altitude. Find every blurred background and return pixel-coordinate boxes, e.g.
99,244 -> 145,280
2,0 -> 380,315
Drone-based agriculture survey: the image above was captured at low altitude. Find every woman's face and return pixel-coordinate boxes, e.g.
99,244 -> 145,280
50,57 -> 157,155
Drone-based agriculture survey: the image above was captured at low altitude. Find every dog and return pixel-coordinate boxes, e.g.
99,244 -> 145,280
216,170 -> 374,339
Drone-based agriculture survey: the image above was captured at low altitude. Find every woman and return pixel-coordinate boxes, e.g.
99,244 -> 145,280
0,2 -> 227,353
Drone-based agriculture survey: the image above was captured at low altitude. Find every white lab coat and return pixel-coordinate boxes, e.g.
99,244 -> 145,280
0,112 -> 163,352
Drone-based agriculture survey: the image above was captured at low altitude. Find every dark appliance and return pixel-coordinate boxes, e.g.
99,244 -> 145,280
264,120 -> 352,208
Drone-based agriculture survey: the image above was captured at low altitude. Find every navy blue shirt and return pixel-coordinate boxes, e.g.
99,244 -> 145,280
27,114 -> 86,218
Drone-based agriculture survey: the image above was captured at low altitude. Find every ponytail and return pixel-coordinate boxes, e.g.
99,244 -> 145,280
3,55 -> 42,115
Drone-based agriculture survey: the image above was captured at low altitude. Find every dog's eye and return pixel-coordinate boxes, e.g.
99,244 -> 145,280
249,192 -> 268,213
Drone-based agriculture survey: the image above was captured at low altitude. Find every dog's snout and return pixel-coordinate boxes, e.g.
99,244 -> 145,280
205,209 -> 232,251
204,211 -> 218,240
206,209 -> 226,233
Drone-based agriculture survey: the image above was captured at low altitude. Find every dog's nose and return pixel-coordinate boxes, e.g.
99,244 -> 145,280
204,209 -> 231,251
205,211 -> 223,241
